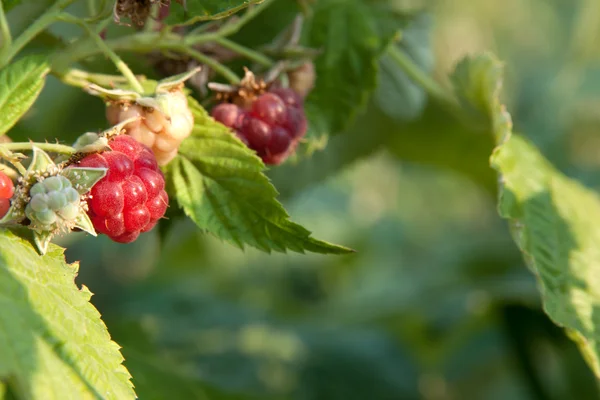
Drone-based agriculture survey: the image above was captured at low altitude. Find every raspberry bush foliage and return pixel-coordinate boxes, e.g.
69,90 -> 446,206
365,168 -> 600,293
2,0 -> 600,399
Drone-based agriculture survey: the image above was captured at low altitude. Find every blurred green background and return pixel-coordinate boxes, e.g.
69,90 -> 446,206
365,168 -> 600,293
9,0 -> 600,398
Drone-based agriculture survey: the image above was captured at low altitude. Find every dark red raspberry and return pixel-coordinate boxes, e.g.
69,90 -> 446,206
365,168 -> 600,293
0,171 -> 13,218
77,135 -> 168,243
210,87 -> 307,165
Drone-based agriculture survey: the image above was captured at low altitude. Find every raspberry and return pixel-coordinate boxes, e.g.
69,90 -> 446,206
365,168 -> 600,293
210,88 -> 308,165
77,135 -> 168,243
0,171 -> 13,218
106,89 -> 194,166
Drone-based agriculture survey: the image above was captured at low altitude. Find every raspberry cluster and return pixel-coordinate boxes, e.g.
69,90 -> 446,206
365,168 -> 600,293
0,171 -> 14,218
211,88 -> 307,165
106,90 -> 194,166
78,135 -> 168,243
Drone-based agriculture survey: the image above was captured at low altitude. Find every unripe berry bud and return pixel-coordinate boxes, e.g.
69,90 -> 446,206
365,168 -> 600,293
25,176 -> 82,230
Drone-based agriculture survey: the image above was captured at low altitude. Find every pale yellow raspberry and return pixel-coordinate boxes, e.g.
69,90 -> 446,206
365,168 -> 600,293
105,89 -> 194,166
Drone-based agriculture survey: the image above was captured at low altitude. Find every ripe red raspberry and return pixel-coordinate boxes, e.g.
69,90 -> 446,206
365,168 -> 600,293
211,88 -> 307,165
0,171 -> 14,218
77,135 -> 168,243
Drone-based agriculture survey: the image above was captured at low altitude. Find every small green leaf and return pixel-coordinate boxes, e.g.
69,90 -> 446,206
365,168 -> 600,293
0,55 -> 49,136
0,229 -> 135,398
302,0 -> 404,137
62,167 -> 107,194
164,0 -> 261,25
166,98 -> 353,255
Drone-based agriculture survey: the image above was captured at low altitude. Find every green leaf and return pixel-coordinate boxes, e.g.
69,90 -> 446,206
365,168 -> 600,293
491,133 -> 600,378
164,0 -> 262,25
468,49 -> 600,377
0,55 -> 49,136
302,0 -> 404,136
0,229 -> 135,398
166,98 -> 353,255
450,53 -> 506,134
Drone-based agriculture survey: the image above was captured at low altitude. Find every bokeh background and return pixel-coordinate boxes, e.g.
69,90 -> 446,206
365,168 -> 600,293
9,0 -> 600,398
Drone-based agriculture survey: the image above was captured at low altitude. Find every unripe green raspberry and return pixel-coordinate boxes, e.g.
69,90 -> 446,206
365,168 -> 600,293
26,177 -> 82,229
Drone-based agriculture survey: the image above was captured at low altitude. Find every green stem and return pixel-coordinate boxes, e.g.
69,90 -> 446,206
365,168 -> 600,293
214,37 -> 274,67
387,45 -> 455,108
0,0 -> 79,68
2,142 -> 75,155
57,14 -> 144,93
0,10 -> 60,68
0,2 -> 11,56
180,47 -> 241,84
216,0 -> 277,37
86,0 -> 97,17
57,68 -> 139,89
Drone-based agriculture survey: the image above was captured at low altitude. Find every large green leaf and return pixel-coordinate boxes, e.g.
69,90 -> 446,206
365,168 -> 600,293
0,229 -> 135,398
166,98 -> 352,255
302,0 -> 405,137
0,55 -> 49,136
164,0 -> 262,25
492,133 -> 600,378
462,50 -> 600,376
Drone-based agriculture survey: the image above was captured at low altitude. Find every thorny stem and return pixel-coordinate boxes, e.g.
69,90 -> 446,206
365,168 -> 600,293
2,143 -> 75,155
387,45 -> 456,109
214,37 -> 275,67
57,68 -> 143,90
53,0 -> 278,83
0,0 -> 79,68
58,14 -> 145,93
0,2 -> 11,57
179,47 -> 241,84
216,0 -> 277,38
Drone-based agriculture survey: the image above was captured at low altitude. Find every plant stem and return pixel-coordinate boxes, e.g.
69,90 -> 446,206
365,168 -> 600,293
58,68 -> 140,89
86,30 -> 145,93
214,37 -> 274,67
58,14 -> 145,93
2,142 -> 75,155
180,47 -> 241,84
387,45 -> 455,108
86,0 -> 97,17
0,0 -> 79,68
0,10 -> 60,68
217,0 -> 277,37
0,2 -> 11,57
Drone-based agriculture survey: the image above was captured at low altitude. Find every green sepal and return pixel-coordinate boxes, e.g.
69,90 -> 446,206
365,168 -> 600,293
72,132 -> 109,153
156,67 -> 202,93
61,168 -> 107,195
0,203 -> 24,225
33,230 -> 53,255
28,146 -> 55,173
135,97 -> 161,110
85,84 -> 141,101
73,212 -> 97,236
